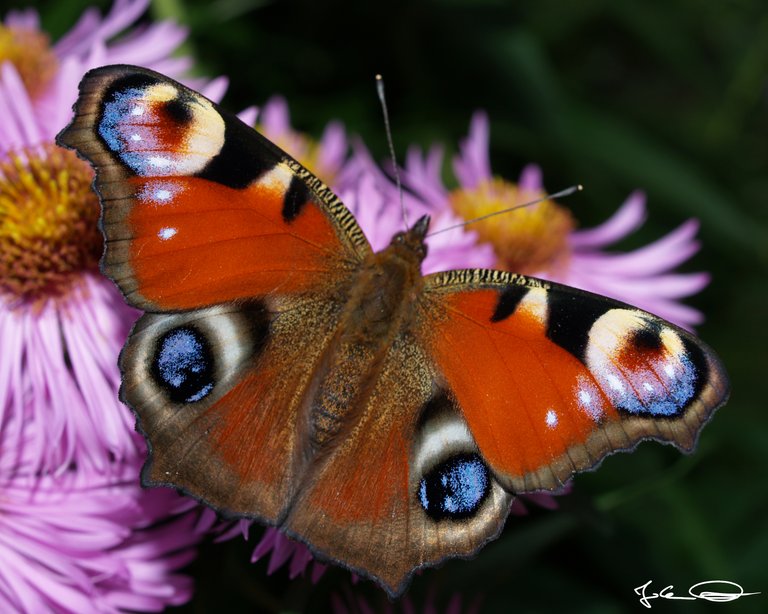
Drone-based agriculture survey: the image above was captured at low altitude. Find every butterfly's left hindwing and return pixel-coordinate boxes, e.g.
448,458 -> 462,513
420,270 -> 729,492
120,293 -> 346,524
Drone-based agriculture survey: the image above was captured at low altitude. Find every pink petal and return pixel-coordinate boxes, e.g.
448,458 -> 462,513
564,269 -> 705,329
288,543 -> 313,579
237,106 -> 259,127
521,492 -> 560,510
265,533 -> 294,575
569,190 -> 647,248
572,219 -> 702,276
0,63 -> 40,146
53,0 -> 150,58
453,110 -> 492,188
105,22 -> 189,67
319,121 -> 347,176
310,561 -> 328,584
52,8 -> 102,56
200,76 -> 229,104
0,79 -> 24,147
518,163 -> 543,192
576,271 -> 710,300
150,57 -> 194,81
40,55 -> 86,144
259,96 -> 291,137
403,144 -> 450,209
509,498 -> 529,516
3,8 -> 40,30
251,527 -> 279,561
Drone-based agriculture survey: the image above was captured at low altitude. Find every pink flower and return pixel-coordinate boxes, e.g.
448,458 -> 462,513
0,0 -> 226,473
0,449 -> 202,613
0,265 -> 142,473
0,3 -> 211,610
251,527 -> 328,584
351,111 -> 708,329
0,0 -> 227,151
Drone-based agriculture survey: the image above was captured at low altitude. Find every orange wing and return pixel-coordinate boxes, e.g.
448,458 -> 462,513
420,269 -> 729,492
57,65 -> 370,312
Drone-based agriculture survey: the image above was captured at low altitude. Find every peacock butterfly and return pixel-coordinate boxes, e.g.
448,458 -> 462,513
57,65 -> 729,597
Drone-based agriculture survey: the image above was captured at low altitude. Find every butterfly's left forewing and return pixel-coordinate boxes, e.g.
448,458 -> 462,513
420,270 -> 729,492
57,65 -> 371,312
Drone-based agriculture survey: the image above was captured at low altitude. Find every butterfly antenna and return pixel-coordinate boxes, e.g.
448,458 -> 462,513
376,74 -> 409,229
426,184 -> 583,238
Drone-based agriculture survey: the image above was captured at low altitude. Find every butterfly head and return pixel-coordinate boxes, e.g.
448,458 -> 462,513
389,214 -> 430,264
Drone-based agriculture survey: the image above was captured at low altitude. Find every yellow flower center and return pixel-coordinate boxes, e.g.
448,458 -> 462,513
0,145 -> 101,304
257,124 -> 336,185
450,177 -> 575,274
0,24 -> 58,97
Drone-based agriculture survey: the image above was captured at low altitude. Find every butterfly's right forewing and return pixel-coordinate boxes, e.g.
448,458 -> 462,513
420,269 -> 729,493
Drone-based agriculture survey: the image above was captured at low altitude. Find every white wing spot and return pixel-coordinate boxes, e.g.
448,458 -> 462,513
578,389 -> 592,406
148,156 -> 173,169
545,409 -> 558,428
158,227 -> 177,240
607,373 -> 625,392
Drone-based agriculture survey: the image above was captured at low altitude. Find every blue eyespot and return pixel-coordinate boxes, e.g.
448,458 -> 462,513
99,87 -> 148,169
612,351 -> 698,417
151,327 -> 214,403
418,453 -> 490,521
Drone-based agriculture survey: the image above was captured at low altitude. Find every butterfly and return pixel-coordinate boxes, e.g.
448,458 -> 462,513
57,65 -> 729,597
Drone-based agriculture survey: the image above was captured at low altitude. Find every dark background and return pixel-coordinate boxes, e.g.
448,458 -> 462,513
33,0 -> 768,611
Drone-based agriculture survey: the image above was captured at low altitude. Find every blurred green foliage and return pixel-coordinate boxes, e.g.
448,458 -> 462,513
34,0 -> 768,611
